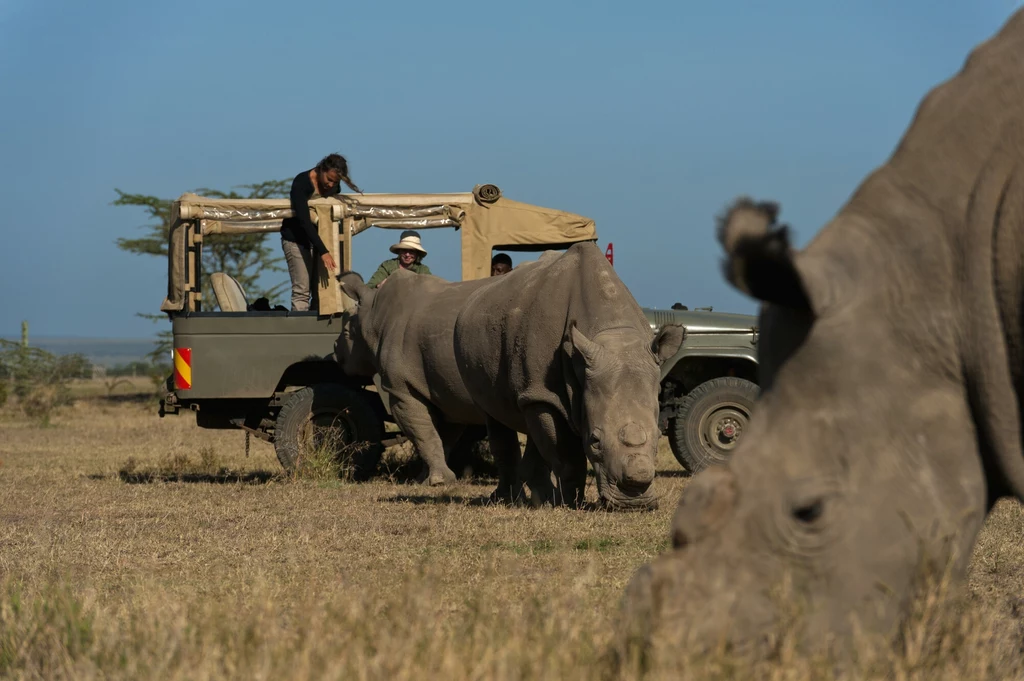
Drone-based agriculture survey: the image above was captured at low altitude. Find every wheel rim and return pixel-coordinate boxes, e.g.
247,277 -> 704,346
297,406 -> 358,458
697,401 -> 749,464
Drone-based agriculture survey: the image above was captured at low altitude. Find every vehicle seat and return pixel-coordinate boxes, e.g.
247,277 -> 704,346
210,272 -> 248,312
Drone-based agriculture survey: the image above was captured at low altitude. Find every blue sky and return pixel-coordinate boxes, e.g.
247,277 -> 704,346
0,0 -> 1019,338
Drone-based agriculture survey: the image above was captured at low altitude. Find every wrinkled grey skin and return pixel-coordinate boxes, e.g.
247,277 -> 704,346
620,10 -> 1024,660
338,270 -> 550,495
334,305 -> 376,380
338,270 -> 493,486
453,243 -> 684,510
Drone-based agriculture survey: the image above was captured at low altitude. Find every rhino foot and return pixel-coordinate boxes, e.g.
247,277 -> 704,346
528,493 -> 555,509
554,480 -> 587,509
489,484 -> 524,506
426,467 -> 457,486
526,480 -> 555,508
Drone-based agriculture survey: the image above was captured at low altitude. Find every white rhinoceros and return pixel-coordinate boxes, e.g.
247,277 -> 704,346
452,242 -> 684,510
337,270 -> 491,487
340,243 -> 683,509
620,6 -> 1024,661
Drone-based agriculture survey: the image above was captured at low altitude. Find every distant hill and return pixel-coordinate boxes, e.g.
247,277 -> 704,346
0,335 -> 159,368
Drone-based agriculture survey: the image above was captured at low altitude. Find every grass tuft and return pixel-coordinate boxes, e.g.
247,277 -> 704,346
287,424 -> 373,483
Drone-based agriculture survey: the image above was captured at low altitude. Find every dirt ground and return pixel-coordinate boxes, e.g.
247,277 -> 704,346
3,393 -> 1024,680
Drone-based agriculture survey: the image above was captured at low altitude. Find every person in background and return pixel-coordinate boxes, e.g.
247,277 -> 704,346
490,252 -> 513,276
280,153 -> 362,311
367,230 -> 432,288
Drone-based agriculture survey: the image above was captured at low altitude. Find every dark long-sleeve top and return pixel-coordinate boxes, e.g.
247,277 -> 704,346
280,170 -> 329,256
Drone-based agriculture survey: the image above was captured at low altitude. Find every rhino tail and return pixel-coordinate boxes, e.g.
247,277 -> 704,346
715,197 -> 811,311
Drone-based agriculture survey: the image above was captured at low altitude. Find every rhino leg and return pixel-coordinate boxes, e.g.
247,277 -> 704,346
439,421 -> 467,465
523,404 -> 587,508
555,460 -> 588,508
486,417 -> 524,505
521,438 -> 555,508
388,395 -> 458,486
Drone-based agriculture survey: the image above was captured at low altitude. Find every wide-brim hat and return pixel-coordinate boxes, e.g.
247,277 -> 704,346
389,234 -> 427,257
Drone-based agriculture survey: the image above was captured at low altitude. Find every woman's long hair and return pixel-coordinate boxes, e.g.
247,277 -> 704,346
316,153 -> 362,193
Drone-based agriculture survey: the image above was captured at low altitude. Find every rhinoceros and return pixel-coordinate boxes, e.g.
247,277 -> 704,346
335,272 -> 528,488
334,302 -> 377,380
338,270 -> 492,486
452,242 -> 685,510
619,9 -> 1024,659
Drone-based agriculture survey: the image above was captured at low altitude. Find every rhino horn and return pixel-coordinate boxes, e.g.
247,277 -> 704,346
568,325 -> 604,367
716,197 -> 813,312
671,465 -> 738,549
619,422 -> 649,447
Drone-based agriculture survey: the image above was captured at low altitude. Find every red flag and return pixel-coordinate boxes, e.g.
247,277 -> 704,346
605,242 -> 614,266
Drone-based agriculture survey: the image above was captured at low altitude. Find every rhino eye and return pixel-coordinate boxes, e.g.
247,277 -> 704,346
792,499 -> 824,524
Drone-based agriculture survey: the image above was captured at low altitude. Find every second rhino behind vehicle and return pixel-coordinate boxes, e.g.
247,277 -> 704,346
340,243 -> 685,510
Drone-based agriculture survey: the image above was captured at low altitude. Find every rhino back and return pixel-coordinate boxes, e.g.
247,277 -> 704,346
454,243 -> 650,425
369,270 -> 491,424
878,11 -> 1024,214
820,9 -> 1024,249
781,8 -> 1024,503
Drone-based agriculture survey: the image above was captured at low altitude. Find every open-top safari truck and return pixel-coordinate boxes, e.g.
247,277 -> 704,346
156,184 -> 760,477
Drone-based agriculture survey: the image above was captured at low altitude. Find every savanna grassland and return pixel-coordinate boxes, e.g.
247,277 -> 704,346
3,382 -> 1024,680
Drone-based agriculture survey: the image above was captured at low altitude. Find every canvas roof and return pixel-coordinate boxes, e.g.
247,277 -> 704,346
161,184 -> 597,316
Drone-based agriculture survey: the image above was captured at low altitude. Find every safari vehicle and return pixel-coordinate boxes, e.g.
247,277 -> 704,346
646,306 -> 759,473
156,184 -> 760,477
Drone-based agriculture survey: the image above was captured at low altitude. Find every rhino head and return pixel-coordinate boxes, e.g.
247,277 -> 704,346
566,323 -> 685,511
618,199 -> 990,658
336,272 -> 379,378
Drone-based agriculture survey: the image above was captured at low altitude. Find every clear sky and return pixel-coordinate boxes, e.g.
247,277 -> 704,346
0,0 -> 1019,338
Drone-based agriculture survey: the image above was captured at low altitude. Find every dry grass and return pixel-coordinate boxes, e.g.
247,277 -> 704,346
2,396 -> 1024,679
66,376 -> 157,400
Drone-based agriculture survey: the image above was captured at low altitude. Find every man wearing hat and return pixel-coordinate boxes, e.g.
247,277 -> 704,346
367,230 -> 432,288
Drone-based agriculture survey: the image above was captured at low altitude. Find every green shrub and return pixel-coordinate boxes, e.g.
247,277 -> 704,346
0,340 -> 88,423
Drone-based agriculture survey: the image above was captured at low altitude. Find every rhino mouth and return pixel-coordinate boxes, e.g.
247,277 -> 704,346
594,470 -> 659,511
600,491 -> 659,511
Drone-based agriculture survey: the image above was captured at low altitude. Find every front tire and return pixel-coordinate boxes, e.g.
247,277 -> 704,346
274,384 -> 384,480
668,377 -> 759,474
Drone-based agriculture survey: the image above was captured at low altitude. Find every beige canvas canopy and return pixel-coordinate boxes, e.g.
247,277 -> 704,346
162,184 -> 598,316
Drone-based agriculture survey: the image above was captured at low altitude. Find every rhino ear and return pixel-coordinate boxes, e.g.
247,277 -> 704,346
651,324 -> 685,364
339,271 -> 372,306
716,197 -> 812,312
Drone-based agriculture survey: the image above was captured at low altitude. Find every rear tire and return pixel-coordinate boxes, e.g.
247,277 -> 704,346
274,384 -> 385,481
668,377 -> 759,475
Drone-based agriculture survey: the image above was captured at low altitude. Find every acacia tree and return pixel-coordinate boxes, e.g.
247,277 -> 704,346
0,339 -> 91,423
113,179 -> 290,365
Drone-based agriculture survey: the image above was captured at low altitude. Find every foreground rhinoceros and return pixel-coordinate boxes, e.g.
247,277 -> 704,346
619,9 -> 1024,659
453,243 -> 684,510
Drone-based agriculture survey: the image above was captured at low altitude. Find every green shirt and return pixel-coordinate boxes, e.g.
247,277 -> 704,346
367,258 -> 432,288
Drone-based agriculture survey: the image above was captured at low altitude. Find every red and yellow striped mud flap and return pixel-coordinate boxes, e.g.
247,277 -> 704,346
173,348 -> 192,390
